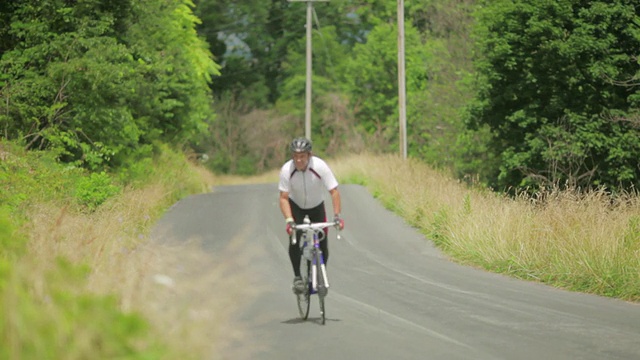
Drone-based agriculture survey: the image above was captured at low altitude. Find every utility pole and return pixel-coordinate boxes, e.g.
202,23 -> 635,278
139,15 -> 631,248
288,0 -> 328,142
398,0 -> 407,159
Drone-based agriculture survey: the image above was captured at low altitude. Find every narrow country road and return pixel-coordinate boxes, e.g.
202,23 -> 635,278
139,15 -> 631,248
152,183 -> 640,360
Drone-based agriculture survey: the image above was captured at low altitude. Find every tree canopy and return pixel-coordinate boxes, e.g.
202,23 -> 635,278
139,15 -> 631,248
468,0 -> 640,191
0,0 -> 218,170
1,0 -> 638,192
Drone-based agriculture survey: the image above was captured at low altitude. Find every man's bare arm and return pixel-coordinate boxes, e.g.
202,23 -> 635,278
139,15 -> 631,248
329,187 -> 341,216
279,191 -> 293,220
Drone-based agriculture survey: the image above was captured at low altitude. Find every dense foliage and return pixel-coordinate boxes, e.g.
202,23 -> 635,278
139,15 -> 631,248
0,0 -> 218,170
1,0 -> 638,188
468,0 -> 640,191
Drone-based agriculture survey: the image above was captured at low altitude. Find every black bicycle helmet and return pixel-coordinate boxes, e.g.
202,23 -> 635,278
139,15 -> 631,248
290,137 -> 312,153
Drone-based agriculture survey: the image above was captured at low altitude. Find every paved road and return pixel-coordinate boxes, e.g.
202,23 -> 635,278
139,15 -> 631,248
153,183 -> 640,360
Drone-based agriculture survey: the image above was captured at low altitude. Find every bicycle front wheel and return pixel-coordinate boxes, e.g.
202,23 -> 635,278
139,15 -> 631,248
316,250 -> 327,325
296,259 -> 310,320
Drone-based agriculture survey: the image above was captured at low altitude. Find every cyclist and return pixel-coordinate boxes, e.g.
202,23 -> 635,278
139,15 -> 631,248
278,137 -> 345,294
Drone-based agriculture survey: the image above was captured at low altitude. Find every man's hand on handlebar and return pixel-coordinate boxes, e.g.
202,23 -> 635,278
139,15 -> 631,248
286,217 -> 295,235
333,214 -> 344,231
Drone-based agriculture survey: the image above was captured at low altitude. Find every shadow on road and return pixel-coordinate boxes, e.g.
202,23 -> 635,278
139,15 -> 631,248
281,317 -> 342,325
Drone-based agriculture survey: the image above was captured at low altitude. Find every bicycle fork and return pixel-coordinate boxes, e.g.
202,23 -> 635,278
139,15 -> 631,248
311,252 -> 330,292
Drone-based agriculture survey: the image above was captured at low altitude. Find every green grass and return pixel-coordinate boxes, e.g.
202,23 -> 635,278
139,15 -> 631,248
0,140 -> 216,359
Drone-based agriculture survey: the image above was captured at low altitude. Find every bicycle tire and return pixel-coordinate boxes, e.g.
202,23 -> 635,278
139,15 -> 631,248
296,258 -> 310,320
316,250 -> 327,325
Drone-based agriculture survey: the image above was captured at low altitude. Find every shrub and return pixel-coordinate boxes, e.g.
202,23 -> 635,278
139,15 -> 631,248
75,172 -> 121,210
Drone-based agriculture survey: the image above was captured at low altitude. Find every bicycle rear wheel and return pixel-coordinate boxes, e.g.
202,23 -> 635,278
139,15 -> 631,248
296,259 -> 310,320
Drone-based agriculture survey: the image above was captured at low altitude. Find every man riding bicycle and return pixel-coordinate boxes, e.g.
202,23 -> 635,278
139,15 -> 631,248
278,137 -> 345,294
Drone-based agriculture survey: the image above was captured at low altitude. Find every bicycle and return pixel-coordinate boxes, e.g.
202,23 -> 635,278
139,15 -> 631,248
291,215 -> 341,325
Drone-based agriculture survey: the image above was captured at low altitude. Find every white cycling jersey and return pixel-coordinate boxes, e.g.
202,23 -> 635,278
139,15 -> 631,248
278,156 -> 339,209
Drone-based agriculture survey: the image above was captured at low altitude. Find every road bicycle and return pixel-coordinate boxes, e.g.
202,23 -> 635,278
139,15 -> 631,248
291,215 -> 341,325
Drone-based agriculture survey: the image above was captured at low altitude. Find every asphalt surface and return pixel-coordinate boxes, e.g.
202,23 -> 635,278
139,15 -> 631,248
152,183 -> 640,360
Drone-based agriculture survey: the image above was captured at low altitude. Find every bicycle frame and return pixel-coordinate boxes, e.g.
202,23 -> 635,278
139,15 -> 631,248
292,216 -> 336,292
291,215 -> 340,324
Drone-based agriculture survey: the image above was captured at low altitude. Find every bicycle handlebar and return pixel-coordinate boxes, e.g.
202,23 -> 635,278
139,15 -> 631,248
293,221 -> 339,231
291,220 -> 341,245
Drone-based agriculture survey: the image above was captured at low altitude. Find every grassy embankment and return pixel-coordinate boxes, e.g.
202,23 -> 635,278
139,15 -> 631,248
332,154 -> 640,302
2,146 -> 638,359
0,141 -> 249,359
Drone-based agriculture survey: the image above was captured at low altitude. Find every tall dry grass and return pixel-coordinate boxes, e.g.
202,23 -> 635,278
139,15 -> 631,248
10,155 -> 254,359
331,154 -> 640,301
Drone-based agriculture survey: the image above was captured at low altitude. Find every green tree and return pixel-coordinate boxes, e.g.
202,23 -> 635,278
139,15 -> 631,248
342,21 -> 429,152
468,0 -> 640,191
277,25 -> 363,153
194,0 -> 308,104
0,0 -> 140,168
0,0 -> 218,170
194,0 -> 379,172
193,0 -> 478,175
124,0 -> 219,146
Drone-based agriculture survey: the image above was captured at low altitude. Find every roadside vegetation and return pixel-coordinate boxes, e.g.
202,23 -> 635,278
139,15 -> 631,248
2,142 -> 638,359
332,154 -> 640,302
0,141 -> 230,359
